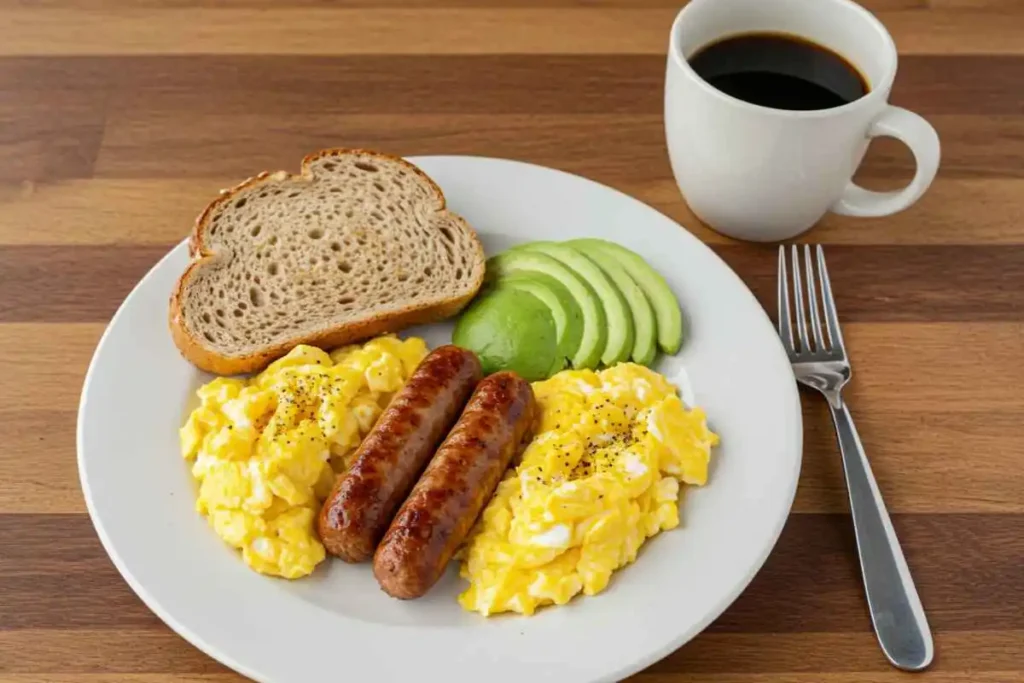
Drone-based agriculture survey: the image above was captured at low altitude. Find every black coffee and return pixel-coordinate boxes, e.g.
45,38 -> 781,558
688,32 -> 868,111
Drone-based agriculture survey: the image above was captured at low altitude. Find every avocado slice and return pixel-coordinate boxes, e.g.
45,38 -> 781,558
486,250 -> 605,369
567,241 -> 657,366
452,287 -> 561,381
516,242 -> 633,366
568,238 -> 683,354
497,272 -> 582,371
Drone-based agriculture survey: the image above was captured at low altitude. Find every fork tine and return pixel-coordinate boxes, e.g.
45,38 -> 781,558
790,245 -> 810,353
804,245 -> 826,352
777,246 -> 794,351
816,245 -> 845,351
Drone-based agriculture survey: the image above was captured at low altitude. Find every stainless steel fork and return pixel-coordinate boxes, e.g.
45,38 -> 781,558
778,245 -> 934,671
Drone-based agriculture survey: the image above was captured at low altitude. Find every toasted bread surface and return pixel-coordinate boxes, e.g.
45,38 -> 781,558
169,149 -> 485,375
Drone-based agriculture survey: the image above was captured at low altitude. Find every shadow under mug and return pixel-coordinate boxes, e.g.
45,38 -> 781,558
664,0 -> 941,242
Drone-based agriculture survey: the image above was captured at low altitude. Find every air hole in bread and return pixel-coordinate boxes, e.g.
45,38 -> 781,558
312,279 -> 324,287
330,242 -> 341,252
345,209 -> 354,219
370,210 -> 384,222
308,228 -> 324,240
226,225 -> 234,233
269,236 -> 278,246
398,273 -> 409,282
233,309 -> 243,318
322,254 -> 331,262
238,302 -> 248,310
253,276 -> 261,285
218,289 -> 225,299
424,266 -> 433,277
215,318 -> 225,328
392,178 -> 404,189
204,331 -> 215,342
270,292 -> 280,301
323,162 -> 337,171
415,276 -> 424,284
329,187 -> 341,194
235,198 -> 247,209
338,262 -> 352,273
210,226 -> 218,236
244,272 -> 251,281
374,182 -> 386,193
251,225 -> 262,237
355,162 -> 378,173
215,309 -> 225,317
288,191 -> 301,199
456,268 -> 463,279
440,227 -> 454,243
339,296 -> 354,305
249,287 -> 264,307
268,263 -> 278,276
259,191 -> 268,198
202,313 -> 212,323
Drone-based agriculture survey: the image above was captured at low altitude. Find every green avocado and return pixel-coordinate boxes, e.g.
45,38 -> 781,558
497,272 -> 582,372
567,238 -> 683,354
452,287 -> 561,381
566,240 -> 658,366
516,242 -> 634,366
486,250 -> 605,369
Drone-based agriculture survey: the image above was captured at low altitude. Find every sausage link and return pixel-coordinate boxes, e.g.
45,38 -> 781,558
373,371 -> 535,599
317,345 -> 482,562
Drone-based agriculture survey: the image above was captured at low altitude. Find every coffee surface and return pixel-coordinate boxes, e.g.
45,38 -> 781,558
688,32 -> 868,111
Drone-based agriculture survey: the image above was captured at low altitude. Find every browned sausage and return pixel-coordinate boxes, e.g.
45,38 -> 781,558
373,371 -> 535,599
317,345 -> 482,562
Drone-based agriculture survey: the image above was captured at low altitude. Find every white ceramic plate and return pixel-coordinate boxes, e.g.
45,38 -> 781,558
78,156 -> 802,683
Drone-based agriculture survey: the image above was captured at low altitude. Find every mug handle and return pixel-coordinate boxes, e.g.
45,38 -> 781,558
831,106 -> 941,217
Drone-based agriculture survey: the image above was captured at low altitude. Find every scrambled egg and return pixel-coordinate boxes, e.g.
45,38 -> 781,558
179,336 -> 428,579
458,364 -> 718,615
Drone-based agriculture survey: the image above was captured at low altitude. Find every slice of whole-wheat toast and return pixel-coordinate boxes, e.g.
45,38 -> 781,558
169,149 -> 485,375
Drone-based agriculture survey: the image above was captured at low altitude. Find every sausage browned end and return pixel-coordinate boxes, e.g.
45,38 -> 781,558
373,371 -> 536,599
317,345 -> 482,562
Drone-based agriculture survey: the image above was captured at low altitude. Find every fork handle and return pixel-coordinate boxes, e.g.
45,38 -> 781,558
828,400 -> 934,671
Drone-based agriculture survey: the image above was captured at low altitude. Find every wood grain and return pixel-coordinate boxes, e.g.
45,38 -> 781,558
3,55 -> 1020,116
0,0 -> 933,8
1,9 -> 1021,56
2,0 -> 1022,680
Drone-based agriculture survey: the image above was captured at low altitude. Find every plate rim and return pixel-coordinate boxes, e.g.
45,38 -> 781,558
77,154 -> 802,683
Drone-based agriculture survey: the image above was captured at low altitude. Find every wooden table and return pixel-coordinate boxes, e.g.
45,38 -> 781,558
2,0 -> 1022,681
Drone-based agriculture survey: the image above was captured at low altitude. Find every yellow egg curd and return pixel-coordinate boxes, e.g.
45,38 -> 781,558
458,363 -> 718,615
179,336 -> 428,578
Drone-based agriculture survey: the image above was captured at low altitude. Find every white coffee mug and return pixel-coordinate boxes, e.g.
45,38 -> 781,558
665,0 -> 940,242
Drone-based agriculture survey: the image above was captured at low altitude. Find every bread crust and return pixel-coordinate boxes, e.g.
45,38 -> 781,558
168,149 -> 485,375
